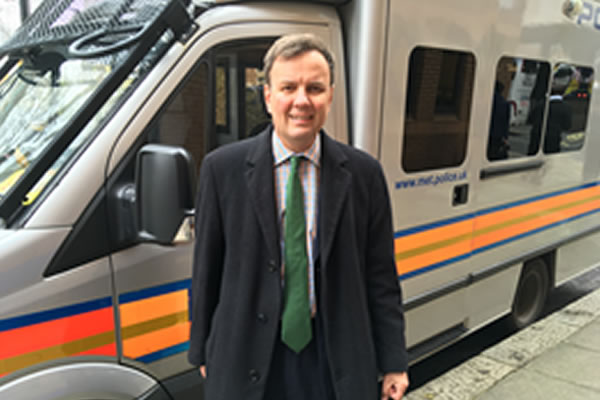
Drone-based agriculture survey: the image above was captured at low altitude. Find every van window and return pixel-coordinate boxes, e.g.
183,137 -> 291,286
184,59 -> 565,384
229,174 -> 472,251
542,63 -> 593,154
487,57 -> 550,161
212,40 -> 274,148
403,46 -> 475,172
151,62 -> 209,173
151,38 -> 274,171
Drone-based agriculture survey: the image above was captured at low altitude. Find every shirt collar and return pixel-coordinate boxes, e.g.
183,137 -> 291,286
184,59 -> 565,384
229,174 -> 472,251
272,131 -> 321,167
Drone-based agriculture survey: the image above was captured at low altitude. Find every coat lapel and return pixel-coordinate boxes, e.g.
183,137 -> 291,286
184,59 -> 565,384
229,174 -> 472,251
245,127 -> 280,264
319,132 -> 351,269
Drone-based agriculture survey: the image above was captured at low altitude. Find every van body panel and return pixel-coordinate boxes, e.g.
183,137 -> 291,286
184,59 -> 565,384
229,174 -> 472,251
556,230 -> 600,286
378,0 -> 496,347
0,232 -> 115,380
341,0 -> 390,156
0,229 -> 71,307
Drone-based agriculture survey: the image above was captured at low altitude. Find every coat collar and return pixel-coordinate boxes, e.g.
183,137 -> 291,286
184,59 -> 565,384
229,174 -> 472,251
319,131 -> 351,269
244,126 -> 351,268
245,126 -> 280,264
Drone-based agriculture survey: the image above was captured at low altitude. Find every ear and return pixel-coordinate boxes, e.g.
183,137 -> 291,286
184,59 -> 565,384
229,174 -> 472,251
263,84 -> 272,113
328,84 -> 335,105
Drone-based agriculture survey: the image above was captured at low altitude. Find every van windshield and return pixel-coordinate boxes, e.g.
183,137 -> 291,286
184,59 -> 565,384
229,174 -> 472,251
0,0 -> 181,225
0,55 -> 118,199
0,31 -> 172,210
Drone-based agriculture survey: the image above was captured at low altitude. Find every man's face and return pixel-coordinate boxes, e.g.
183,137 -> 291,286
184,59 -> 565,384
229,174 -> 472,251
264,50 -> 334,152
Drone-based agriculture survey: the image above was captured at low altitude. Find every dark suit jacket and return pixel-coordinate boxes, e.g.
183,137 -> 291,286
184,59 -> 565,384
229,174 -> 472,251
188,127 -> 407,400
544,99 -> 571,153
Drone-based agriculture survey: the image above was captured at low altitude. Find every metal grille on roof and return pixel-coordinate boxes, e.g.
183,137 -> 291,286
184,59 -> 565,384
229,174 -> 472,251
0,0 -> 170,57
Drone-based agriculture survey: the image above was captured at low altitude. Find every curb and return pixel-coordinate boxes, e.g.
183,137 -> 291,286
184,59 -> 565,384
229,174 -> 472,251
405,286 -> 600,400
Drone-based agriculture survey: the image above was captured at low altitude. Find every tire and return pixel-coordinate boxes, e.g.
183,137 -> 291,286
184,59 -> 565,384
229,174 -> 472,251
506,258 -> 549,330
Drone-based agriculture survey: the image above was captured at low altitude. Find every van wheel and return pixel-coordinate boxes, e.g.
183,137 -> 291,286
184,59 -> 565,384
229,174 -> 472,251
507,258 -> 549,330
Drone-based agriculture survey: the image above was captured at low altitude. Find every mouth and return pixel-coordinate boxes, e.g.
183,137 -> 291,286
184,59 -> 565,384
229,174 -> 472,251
289,114 -> 314,122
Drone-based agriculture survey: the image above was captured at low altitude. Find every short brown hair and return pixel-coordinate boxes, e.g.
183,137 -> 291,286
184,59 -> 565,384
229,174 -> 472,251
263,33 -> 335,86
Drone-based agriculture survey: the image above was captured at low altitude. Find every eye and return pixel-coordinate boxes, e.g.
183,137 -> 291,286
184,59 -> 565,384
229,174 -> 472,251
307,85 -> 325,93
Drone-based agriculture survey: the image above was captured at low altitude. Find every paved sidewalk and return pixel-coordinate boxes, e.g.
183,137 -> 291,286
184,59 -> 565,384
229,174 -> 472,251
405,287 -> 600,400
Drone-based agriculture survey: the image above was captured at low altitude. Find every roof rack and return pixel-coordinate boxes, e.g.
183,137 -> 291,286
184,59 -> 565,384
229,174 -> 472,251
0,0 -> 193,58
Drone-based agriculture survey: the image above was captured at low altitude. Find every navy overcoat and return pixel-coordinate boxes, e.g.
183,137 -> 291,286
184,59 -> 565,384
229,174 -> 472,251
188,127 -> 407,399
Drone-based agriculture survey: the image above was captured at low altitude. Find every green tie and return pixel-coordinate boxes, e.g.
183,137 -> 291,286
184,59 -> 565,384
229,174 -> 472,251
281,155 -> 312,353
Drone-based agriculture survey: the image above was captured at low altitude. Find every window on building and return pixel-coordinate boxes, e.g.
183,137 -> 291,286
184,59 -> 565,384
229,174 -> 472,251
542,63 -> 593,154
215,60 -> 230,134
435,51 -> 463,114
486,57 -> 550,161
403,46 -> 475,172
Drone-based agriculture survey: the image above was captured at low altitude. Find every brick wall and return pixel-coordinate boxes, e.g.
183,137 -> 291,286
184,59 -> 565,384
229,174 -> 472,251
403,48 -> 474,172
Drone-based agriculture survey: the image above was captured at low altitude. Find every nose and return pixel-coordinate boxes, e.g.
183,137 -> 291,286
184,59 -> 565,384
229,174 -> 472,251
293,87 -> 310,107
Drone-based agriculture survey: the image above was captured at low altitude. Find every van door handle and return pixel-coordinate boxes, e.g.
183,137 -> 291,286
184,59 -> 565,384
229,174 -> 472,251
453,184 -> 469,206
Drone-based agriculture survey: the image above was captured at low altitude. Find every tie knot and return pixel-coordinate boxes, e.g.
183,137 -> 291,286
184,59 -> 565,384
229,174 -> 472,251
290,155 -> 301,171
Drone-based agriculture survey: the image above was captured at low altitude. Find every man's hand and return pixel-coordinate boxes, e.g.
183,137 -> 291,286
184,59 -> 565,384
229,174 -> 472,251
381,371 -> 409,400
199,365 -> 206,378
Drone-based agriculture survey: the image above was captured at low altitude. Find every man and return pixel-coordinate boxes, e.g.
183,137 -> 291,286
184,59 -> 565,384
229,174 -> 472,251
529,68 -> 572,155
188,33 -> 409,400
487,81 -> 510,161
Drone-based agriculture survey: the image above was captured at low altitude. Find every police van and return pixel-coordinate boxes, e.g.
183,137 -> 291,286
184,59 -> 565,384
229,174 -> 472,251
1,0 -> 599,398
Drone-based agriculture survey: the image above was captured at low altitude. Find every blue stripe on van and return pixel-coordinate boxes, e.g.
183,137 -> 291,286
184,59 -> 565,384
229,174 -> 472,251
0,296 -> 112,332
136,341 -> 190,363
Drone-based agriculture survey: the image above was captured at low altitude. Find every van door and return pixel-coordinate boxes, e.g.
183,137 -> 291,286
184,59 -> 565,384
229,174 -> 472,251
103,11 -> 346,395
379,44 -> 478,353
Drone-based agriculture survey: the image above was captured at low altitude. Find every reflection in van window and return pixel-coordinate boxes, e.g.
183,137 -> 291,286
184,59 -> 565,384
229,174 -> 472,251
542,64 -> 593,154
150,39 -> 275,170
153,63 -> 209,173
403,47 -> 475,172
212,40 -> 274,147
215,62 -> 230,132
487,57 -> 550,161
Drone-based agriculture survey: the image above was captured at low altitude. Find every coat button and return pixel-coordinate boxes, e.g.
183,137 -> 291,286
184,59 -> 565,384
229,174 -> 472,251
257,313 -> 268,323
249,369 -> 260,383
268,260 -> 277,273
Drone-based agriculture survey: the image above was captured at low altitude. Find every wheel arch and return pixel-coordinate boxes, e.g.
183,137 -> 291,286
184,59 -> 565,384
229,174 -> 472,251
537,249 -> 557,290
0,358 -> 169,400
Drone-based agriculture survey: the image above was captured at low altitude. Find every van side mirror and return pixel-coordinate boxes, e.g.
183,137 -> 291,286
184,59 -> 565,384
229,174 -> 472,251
136,144 -> 196,244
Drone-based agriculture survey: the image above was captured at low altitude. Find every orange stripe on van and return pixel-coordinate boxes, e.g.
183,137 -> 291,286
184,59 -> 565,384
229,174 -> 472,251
123,321 -> 190,359
394,219 -> 472,250
473,197 -> 600,249
119,287 -> 189,361
396,239 -> 471,276
475,186 -> 600,229
0,325 -> 115,376
0,281 -> 193,377
394,184 -> 600,279
0,307 -> 114,359
120,290 -> 188,327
